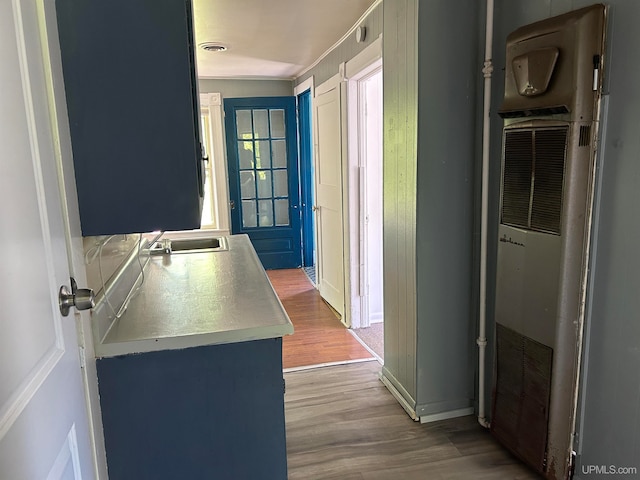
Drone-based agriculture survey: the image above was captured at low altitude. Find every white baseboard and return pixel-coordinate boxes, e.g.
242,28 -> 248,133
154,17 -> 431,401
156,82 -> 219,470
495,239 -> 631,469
379,373 -> 419,421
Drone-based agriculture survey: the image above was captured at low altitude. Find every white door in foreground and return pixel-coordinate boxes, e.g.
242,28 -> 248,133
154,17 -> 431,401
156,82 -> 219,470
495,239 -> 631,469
0,1 -> 94,478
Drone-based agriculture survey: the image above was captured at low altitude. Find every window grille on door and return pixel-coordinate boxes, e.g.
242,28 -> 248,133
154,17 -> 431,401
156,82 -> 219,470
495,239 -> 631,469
235,108 -> 290,229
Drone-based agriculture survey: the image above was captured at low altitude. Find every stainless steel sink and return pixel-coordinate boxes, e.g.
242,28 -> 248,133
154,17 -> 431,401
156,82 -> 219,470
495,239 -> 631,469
149,237 -> 228,255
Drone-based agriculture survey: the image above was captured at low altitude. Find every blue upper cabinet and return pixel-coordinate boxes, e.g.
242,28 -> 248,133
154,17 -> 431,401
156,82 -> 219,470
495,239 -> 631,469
55,0 -> 204,236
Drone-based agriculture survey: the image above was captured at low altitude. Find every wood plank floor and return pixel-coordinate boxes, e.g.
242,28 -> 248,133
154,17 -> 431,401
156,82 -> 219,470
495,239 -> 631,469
284,361 -> 540,480
267,269 -> 373,369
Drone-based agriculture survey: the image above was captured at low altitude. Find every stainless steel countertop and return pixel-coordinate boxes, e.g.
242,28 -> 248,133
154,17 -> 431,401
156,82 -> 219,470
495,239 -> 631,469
94,234 -> 293,357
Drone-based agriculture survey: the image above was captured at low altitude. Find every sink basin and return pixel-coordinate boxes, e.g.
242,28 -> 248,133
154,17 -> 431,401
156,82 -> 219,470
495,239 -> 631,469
171,238 -> 223,251
150,237 -> 228,255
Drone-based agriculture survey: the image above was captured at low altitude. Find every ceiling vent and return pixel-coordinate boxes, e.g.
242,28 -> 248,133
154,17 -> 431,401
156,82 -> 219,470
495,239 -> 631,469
199,42 -> 228,53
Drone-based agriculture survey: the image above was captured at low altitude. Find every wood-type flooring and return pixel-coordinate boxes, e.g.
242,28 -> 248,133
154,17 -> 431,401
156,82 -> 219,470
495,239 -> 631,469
267,268 -> 373,369
285,361 -> 540,479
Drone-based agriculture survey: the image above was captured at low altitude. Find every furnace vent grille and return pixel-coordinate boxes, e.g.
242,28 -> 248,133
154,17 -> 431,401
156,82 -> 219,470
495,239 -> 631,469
492,324 -> 553,474
579,125 -> 591,146
501,126 -> 568,235
502,130 -> 533,228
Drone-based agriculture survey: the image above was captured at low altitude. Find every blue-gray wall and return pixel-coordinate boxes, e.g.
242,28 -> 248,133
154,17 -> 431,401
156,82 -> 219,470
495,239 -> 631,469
488,1 -> 640,475
414,0 -> 479,416
382,0 -> 479,416
198,78 -> 293,98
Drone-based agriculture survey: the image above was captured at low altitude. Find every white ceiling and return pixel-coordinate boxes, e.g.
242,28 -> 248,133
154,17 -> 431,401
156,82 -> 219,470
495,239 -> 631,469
193,0 -> 377,79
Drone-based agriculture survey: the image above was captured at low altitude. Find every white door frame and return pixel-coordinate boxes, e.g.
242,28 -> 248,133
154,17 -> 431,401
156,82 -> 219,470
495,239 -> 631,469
295,77 -> 315,100
345,36 -> 383,329
347,64 -> 383,329
295,77 -> 316,270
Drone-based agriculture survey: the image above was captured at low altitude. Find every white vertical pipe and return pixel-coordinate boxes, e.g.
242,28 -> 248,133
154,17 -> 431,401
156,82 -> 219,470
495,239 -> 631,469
477,0 -> 494,430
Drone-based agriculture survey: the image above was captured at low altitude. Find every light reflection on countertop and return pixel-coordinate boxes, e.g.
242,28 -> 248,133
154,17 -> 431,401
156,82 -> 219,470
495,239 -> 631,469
94,234 -> 293,357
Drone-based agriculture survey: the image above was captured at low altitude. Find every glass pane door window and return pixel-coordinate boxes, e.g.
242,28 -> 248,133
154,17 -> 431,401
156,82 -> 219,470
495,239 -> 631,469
236,108 -> 291,229
224,97 -> 302,269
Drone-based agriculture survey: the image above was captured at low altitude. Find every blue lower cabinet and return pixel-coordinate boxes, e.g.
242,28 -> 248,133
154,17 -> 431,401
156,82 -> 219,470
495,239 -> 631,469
96,338 -> 287,480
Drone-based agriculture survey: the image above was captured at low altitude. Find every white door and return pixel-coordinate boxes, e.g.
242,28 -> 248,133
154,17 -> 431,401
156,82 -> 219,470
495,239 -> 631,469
0,1 -> 94,478
314,77 -> 345,315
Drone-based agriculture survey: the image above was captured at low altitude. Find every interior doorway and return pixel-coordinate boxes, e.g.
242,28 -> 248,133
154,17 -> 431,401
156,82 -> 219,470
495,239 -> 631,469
297,87 -> 316,275
359,67 -> 383,328
348,60 -> 383,358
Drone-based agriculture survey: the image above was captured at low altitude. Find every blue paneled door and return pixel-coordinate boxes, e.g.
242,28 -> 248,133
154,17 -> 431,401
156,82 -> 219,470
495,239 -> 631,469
224,97 -> 302,269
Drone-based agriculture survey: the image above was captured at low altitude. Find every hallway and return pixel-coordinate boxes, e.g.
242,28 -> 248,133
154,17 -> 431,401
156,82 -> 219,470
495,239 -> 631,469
284,361 -> 539,479
266,268 -> 373,369
268,268 -> 537,479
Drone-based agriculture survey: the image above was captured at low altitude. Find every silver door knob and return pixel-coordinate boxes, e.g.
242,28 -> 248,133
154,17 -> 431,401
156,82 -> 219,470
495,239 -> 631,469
59,277 -> 95,317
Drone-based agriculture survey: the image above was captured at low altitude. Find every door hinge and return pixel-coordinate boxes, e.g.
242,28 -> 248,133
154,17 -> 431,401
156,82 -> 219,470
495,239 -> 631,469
569,450 -> 577,479
78,345 -> 87,369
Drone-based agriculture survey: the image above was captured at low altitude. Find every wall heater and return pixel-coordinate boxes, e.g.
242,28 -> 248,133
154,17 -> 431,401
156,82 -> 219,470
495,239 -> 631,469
491,5 -> 606,480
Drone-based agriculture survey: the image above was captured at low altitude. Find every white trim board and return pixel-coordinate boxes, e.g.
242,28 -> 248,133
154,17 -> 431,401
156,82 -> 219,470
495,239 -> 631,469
379,372 -> 419,421
345,34 -> 382,80
283,357 -> 376,374
294,76 -> 314,97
